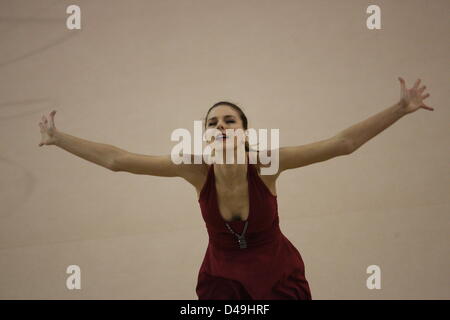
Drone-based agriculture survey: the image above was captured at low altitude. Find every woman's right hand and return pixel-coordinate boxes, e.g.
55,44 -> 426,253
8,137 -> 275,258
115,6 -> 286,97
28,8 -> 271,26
38,110 -> 58,146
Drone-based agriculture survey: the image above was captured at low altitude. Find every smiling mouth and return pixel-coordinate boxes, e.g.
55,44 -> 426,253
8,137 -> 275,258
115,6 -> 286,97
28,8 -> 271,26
216,134 -> 228,140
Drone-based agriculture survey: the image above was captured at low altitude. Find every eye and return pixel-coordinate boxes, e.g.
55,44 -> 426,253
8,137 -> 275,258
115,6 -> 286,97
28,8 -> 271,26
226,120 -> 235,123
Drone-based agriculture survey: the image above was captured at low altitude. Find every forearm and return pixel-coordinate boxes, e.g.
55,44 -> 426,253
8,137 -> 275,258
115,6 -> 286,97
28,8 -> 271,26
338,101 -> 408,152
54,131 -> 123,170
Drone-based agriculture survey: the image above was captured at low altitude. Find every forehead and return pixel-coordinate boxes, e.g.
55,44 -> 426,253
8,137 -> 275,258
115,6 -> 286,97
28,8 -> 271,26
207,105 -> 239,121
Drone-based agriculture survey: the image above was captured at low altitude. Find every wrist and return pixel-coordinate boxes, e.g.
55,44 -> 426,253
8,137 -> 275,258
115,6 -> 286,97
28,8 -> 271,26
395,100 -> 409,117
53,130 -> 63,146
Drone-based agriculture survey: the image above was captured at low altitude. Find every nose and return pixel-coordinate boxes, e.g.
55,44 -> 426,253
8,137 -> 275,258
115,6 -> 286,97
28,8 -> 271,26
216,121 -> 226,132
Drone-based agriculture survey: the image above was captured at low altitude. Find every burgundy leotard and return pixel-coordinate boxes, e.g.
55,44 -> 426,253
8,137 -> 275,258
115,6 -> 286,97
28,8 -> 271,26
196,160 -> 312,300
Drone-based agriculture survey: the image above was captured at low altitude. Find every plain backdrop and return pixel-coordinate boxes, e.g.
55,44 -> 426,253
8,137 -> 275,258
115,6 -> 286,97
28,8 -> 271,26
0,0 -> 448,299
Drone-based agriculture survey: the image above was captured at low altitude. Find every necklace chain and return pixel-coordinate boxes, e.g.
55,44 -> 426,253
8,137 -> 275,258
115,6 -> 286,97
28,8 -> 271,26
225,221 -> 249,249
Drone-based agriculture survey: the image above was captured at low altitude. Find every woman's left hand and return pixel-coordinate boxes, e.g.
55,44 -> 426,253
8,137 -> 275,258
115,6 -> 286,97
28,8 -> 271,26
398,77 -> 434,114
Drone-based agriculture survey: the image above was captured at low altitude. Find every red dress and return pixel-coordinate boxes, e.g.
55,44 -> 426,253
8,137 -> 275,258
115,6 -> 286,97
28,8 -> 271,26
196,160 -> 312,300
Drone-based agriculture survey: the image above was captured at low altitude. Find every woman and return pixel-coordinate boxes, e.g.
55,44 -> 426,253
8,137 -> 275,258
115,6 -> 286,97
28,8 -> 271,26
38,77 -> 433,299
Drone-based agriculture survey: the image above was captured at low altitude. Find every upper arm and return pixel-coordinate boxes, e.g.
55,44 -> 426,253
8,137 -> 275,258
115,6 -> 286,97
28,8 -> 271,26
112,151 -> 205,180
278,135 -> 352,172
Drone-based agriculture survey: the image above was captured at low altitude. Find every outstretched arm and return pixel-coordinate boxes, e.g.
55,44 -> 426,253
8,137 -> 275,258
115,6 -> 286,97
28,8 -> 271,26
278,136 -> 351,172
340,77 -> 433,153
278,77 -> 433,172
38,110 -> 198,179
38,110 -> 120,170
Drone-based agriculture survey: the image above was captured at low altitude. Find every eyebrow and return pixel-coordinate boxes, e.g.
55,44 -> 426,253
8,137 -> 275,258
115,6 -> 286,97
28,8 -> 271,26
207,115 -> 236,122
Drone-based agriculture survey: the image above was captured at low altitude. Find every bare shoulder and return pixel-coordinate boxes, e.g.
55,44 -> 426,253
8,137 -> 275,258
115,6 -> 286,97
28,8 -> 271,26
177,154 -> 210,191
252,150 -> 282,176
253,151 -> 282,196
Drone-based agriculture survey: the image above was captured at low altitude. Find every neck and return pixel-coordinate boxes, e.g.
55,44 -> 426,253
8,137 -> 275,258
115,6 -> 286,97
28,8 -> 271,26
213,151 -> 249,185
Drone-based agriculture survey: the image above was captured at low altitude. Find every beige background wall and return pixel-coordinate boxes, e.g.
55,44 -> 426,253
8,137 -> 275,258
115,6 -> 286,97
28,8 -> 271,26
0,0 -> 448,299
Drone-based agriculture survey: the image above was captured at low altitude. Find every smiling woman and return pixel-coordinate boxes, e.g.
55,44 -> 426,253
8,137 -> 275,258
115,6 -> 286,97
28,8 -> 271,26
194,101 -> 313,299
37,77 -> 434,300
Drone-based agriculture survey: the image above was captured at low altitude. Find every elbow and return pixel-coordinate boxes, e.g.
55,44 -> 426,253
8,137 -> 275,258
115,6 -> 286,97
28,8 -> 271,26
342,138 -> 355,155
109,157 -> 121,172
109,160 -> 119,172
109,149 -> 126,172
